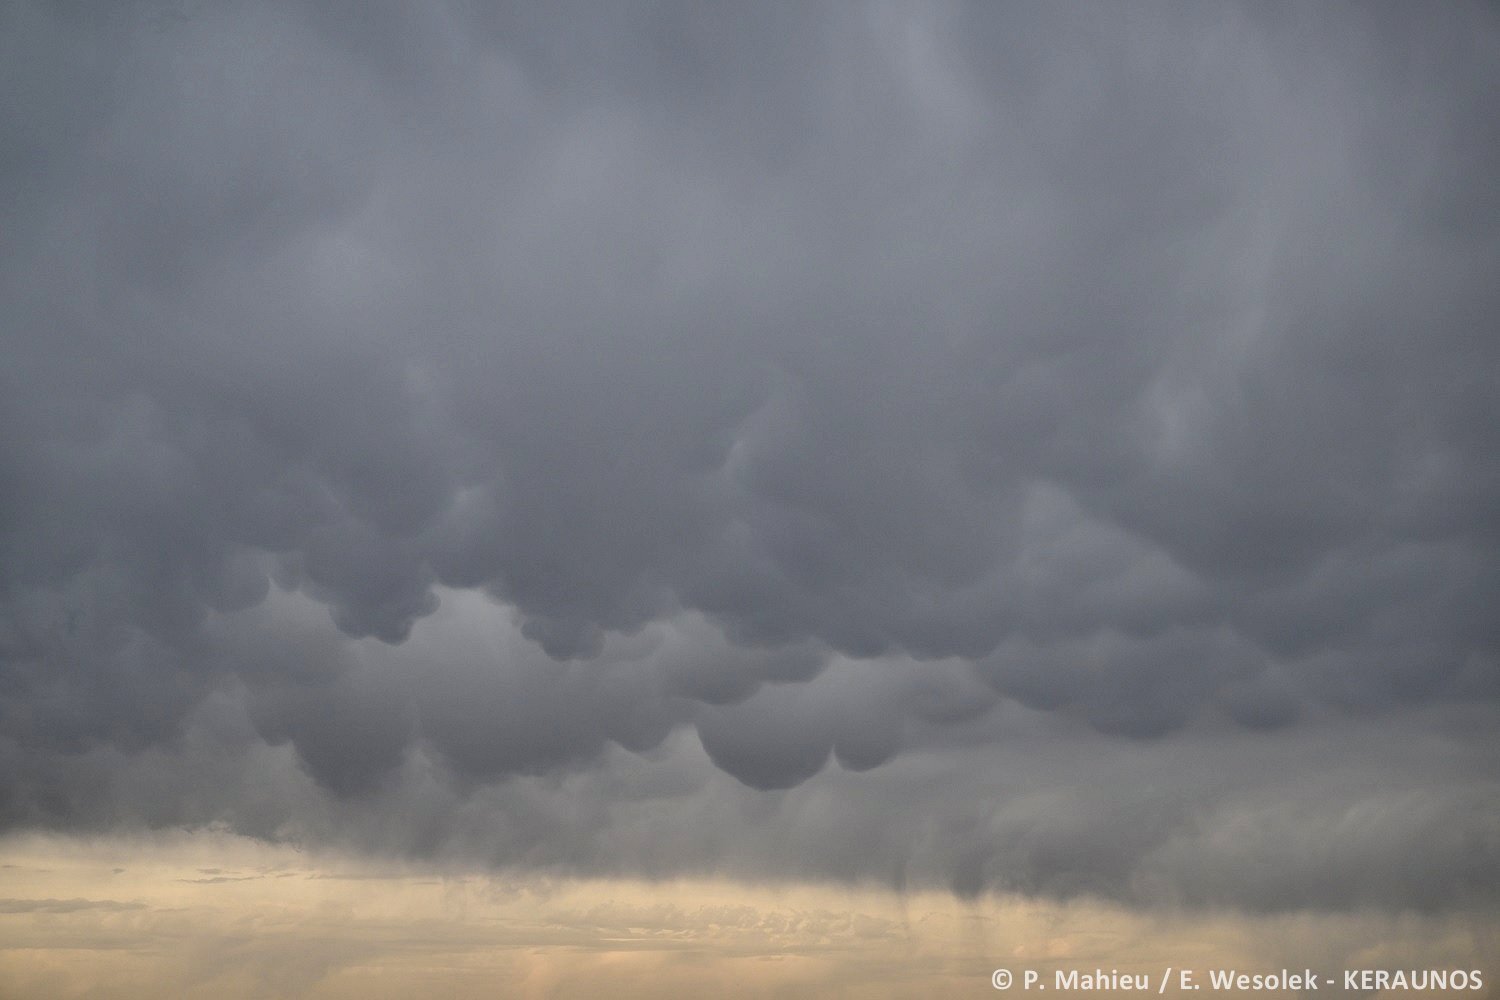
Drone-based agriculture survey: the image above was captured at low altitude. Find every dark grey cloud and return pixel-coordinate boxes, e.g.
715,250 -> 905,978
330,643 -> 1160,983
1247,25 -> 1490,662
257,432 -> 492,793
1,0 -> 1497,911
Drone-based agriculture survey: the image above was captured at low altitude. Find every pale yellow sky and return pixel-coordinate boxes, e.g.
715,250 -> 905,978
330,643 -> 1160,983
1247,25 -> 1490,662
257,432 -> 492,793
1,831 -> 1494,999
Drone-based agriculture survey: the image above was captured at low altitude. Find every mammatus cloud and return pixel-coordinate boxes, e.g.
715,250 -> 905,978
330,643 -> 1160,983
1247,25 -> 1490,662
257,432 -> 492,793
1,0 -> 1497,909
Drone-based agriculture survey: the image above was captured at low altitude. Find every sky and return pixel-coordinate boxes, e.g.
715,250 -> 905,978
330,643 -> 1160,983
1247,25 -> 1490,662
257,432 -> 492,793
1,1 -> 1498,995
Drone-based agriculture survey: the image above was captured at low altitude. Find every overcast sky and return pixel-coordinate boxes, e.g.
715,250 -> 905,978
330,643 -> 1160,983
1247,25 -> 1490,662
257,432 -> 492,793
2,0 -> 1498,930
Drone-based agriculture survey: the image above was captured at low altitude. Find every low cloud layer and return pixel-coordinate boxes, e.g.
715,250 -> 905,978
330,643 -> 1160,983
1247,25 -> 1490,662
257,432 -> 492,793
2,1 -> 1497,911
6,833 -> 1490,1000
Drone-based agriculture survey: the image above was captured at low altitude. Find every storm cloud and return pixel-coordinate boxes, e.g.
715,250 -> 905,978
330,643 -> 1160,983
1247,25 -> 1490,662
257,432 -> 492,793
1,0 -> 1497,911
